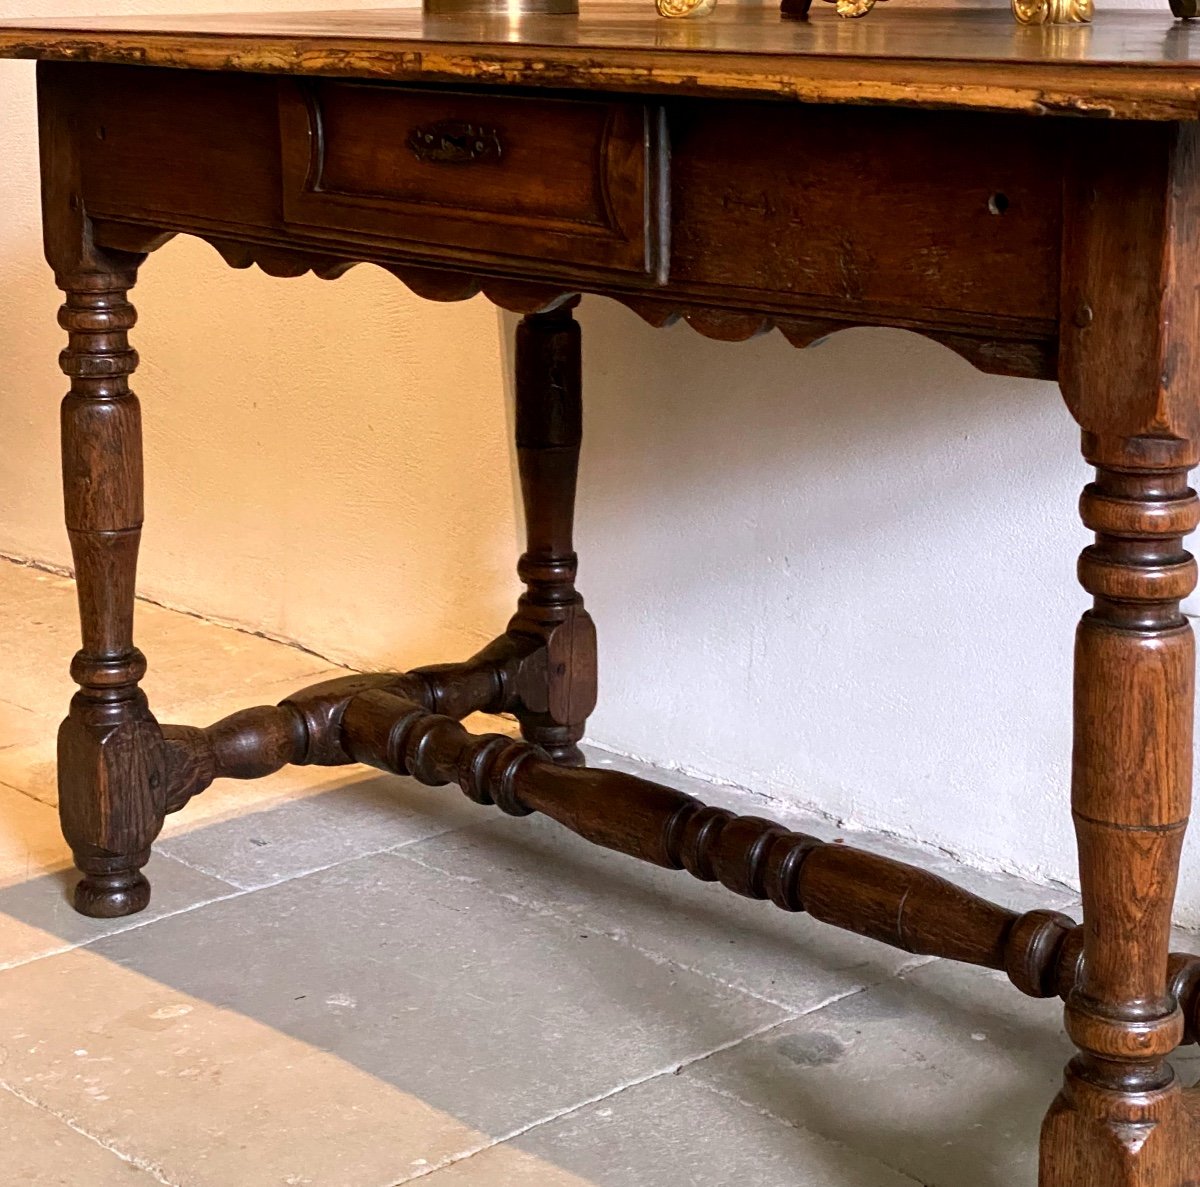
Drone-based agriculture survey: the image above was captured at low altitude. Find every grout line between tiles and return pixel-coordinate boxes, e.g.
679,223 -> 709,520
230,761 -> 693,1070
385,1012 -> 807,1186
0,776 -> 52,807
393,843 -> 933,1012
686,1075 -> 926,1185
391,845 -> 792,1008
0,552 -> 346,671
0,822 -> 491,975
401,981 -> 903,1186
686,1075 -> 931,1187
154,818 -> 480,893
0,885 -> 255,974
0,1077 -> 184,1186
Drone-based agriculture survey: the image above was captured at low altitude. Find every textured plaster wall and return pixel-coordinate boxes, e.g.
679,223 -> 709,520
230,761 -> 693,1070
1,1 -> 1197,922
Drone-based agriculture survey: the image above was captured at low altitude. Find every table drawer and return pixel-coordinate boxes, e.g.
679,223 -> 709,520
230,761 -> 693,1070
279,81 -> 666,279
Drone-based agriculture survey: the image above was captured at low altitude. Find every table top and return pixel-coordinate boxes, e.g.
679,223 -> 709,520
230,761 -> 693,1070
2,3 -> 1200,118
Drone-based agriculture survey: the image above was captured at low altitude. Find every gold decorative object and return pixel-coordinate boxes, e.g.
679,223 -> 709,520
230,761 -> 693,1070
656,0 -> 1092,25
1011,0 -> 1093,22
820,0 -> 887,16
655,0 -> 717,16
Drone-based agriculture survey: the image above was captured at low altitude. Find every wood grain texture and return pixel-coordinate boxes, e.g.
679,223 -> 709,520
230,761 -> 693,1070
506,306 -> 597,766
1042,433 -> 1200,1186
25,15 -> 1200,1180
39,64 -> 169,919
64,62 -> 1061,378
7,7 -> 1200,119
335,685 -> 1084,974
54,269 -> 165,919
279,81 -> 664,279
1061,122 -> 1200,441
154,658 -> 1200,1062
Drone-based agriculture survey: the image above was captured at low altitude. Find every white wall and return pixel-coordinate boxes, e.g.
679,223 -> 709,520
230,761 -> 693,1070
1,1 -> 1197,923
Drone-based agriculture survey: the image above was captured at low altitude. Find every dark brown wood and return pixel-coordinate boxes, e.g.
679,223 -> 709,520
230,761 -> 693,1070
11,10 -> 1200,1181
1039,433 -> 1200,1187
38,63 -> 169,919
61,62 -> 1061,376
278,82 -> 665,280
336,686 -> 1080,973
154,660 -> 1200,1056
668,104 -> 1062,329
1039,113 -> 1200,1186
54,267 -> 167,919
1060,123 -> 1200,442
505,305 -> 596,767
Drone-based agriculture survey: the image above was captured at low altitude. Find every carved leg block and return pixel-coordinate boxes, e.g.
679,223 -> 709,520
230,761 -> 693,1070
57,268 -> 165,917
1042,1074 -> 1197,1187
1041,433 -> 1200,1186
507,303 -> 597,766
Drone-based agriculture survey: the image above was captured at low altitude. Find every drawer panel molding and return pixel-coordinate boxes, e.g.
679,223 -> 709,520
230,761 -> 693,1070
279,81 -> 668,280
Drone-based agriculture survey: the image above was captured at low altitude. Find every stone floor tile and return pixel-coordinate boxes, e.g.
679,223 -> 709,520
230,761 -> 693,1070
398,811 -> 933,1012
0,695 -> 51,754
0,947 -> 507,1187
0,782 -> 235,969
0,1084 -> 170,1185
26,850 -> 788,1142
0,726 -> 59,806
133,616 -> 335,719
429,1071 -> 919,1187
0,565 -> 80,720
425,1145 -> 597,1187
684,956 -> 1076,1187
0,695 -> 59,807
0,780 -> 65,888
156,771 -> 491,889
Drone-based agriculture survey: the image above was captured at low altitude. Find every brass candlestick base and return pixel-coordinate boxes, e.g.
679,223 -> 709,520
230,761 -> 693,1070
656,0 -> 717,15
655,0 -> 1093,23
423,0 -> 577,13
1011,0 -> 1093,22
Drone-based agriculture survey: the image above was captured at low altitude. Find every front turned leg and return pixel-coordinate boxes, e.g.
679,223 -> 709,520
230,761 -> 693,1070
1041,433 -> 1200,1186
56,267 -> 166,918
506,303 -> 597,766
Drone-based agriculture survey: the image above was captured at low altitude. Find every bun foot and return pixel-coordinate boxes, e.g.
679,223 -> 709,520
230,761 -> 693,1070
544,742 -> 586,768
73,869 -> 151,918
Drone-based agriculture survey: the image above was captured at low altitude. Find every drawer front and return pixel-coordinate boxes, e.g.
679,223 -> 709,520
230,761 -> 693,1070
279,82 -> 665,279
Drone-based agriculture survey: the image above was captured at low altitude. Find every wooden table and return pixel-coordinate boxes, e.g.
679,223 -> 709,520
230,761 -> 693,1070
3,4 -> 1200,1182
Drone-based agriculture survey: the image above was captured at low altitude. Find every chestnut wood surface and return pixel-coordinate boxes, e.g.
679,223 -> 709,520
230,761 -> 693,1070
4,5 -> 1200,117
7,5 -> 1200,1183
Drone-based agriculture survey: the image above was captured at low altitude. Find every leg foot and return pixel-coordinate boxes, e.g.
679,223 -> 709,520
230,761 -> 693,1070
527,728 -> 586,768
74,867 -> 151,918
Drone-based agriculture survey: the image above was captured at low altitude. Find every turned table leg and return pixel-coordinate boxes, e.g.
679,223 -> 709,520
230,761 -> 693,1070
55,266 -> 166,917
1040,432 -> 1200,1185
506,303 -> 597,766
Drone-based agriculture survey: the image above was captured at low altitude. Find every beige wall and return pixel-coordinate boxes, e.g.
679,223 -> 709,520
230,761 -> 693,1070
0,0 -> 520,673
4,1 -> 1198,920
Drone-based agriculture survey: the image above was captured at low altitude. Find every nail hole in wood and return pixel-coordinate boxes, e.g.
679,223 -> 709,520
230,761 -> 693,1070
988,192 -> 1009,215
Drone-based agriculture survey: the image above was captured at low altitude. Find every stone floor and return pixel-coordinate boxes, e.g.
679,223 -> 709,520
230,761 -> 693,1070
1,557 -> 1195,1187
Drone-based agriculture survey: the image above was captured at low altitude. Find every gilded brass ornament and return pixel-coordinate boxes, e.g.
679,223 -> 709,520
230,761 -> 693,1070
656,0 -> 717,17
1011,0 -> 1093,24
817,0 -> 891,18
656,0 -> 1091,25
